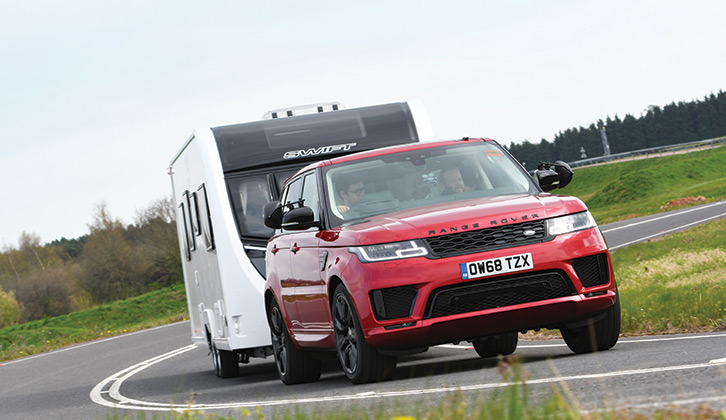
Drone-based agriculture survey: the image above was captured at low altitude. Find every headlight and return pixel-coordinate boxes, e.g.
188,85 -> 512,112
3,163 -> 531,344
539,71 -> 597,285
349,240 -> 429,263
547,211 -> 597,236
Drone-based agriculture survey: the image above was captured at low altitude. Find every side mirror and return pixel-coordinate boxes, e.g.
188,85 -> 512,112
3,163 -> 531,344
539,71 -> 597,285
263,201 -> 283,229
553,160 -> 573,189
535,161 -> 574,192
535,169 -> 560,192
281,206 -> 318,231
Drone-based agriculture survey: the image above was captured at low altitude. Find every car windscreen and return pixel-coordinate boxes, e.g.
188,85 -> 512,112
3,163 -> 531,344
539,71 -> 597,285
322,142 -> 535,227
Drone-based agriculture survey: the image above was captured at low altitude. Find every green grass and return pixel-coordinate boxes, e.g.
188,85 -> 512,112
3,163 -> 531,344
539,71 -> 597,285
0,283 -> 188,361
612,217 -> 726,334
559,146 -> 726,224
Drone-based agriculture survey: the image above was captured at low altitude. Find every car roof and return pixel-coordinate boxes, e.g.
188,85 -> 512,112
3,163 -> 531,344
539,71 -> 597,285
295,137 -> 496,174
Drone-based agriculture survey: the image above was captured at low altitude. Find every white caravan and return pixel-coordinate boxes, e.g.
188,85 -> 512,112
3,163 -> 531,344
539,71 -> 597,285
168,102 -> 431,377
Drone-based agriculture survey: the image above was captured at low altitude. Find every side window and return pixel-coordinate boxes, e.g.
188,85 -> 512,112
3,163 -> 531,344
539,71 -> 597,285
197,184 -> 215,251
184,191 -> 196,251
282,176 -> 304,209
301,172 -> 320,221
273,169 -> 299,198
190,192 -> 201,237
178,200 -> 191,261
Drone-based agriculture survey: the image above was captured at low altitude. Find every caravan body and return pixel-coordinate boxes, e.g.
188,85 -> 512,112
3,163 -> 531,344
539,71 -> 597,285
168,102 -> 431,377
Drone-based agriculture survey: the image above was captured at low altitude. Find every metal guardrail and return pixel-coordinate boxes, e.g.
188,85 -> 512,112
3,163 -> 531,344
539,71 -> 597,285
568,136 -> 726,168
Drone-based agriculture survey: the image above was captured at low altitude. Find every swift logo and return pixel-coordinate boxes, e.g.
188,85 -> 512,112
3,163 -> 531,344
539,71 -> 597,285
283,143 -> 357,159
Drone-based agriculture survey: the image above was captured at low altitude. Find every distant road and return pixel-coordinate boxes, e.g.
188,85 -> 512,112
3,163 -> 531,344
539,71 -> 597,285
1,201 -> 725,419
600,200 -> 726,250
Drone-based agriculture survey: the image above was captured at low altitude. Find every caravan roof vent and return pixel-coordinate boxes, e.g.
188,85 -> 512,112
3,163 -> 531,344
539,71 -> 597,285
263,102 -> 344,120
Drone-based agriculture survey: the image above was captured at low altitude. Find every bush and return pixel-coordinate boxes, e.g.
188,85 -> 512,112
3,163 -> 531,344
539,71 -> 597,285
0,286 -> 21,328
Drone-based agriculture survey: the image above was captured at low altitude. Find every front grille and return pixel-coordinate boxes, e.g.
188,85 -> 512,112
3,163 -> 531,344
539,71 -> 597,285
425,220 -> 548,258
572,253 -> 610,287
370,286 -> 418,320
424,271 -> 576,319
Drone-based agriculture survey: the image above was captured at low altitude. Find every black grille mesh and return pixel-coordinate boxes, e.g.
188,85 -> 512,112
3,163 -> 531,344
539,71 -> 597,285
425,271 -> 576,319
425,220 -> 547,258
572,253 -> 609,288
371,286 -> 417,320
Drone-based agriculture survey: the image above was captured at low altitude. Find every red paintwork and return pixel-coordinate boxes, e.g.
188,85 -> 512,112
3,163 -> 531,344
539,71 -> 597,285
265,139 -> 618,352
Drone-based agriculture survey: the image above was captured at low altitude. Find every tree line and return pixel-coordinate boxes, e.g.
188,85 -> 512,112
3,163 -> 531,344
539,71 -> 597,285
506,90 -> 726,168
0,199 -> 182,328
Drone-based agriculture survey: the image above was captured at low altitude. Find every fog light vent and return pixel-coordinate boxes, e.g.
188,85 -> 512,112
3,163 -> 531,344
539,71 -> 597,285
573,253 -> 609,288
370,286 -> 417,320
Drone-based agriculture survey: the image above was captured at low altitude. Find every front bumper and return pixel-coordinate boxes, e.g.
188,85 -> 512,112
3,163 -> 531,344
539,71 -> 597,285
342,227 -> 617,349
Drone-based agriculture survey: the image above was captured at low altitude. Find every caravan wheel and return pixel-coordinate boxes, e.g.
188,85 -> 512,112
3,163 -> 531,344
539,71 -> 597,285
211,342 -> 239,378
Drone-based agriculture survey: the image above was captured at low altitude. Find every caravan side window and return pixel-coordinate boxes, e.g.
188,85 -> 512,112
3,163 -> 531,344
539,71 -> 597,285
197,184 -> 215,251
190,192 -> 201,237
184,191 -> 196,251
178,200 -> 191,261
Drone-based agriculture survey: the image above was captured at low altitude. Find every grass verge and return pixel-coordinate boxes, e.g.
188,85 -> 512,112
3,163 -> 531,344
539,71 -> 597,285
0,283 -> 188,362
613,216 -> 726,334
559,145 -> 726,224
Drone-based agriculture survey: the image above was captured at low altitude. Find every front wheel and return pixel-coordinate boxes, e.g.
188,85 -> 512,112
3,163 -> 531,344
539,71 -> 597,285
472,332 -> 518,359
561,295 -> 621,354
268,299 -> 321,385
332,284 -> 396,384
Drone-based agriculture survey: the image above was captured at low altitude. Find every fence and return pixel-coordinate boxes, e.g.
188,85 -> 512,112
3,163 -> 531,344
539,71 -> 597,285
567,136 -> 726,169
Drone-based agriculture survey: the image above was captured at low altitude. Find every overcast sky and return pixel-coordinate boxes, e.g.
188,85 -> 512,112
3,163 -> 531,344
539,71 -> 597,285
1,1 -> 725,247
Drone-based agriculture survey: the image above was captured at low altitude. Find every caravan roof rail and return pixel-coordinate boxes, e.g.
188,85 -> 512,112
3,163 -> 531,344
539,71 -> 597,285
263,102 -> 345,119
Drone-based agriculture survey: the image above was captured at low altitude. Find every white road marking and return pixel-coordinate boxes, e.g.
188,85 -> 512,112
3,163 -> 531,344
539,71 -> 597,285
600,201 -> 726,233
90,334 -> 726,413
609,213 -> 726,250
440,332 -> 726,350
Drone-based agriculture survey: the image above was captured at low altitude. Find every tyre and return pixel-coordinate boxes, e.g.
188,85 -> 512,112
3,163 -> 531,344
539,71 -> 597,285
268,299 -> 322,385
472,332 -> 519,359
332,284 -> 396,384
211,341 -> 239,378
561,294 -> 621,354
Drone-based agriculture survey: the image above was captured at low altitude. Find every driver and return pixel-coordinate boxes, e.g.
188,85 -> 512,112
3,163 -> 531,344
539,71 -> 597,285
336,176 -> 366,214
440,166 -> 472,195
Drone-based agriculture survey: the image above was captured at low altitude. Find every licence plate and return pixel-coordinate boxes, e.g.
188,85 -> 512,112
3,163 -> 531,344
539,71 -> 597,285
460,253 -> 533,280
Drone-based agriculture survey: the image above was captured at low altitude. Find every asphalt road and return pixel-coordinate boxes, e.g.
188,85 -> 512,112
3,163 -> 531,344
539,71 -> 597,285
1,202 -> 725,419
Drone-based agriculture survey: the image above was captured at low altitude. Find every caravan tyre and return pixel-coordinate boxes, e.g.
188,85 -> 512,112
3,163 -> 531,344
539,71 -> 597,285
268,299 -> 322,385
211,342 -> 239,378
332,284 -> 396,384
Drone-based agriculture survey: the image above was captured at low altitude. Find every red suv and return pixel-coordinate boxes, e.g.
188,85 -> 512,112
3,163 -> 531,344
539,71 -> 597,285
263,138 -> 620,385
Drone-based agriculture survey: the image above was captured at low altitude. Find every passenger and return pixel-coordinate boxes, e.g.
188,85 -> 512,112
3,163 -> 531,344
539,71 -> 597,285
439,166 -> 472,195
336,176 -> 366,214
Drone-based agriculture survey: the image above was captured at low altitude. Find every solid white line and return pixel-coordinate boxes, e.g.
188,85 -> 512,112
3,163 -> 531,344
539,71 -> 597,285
609,213 -> 726,250
440,333 -> 726,350
601,201 -> 726,233
2,321 -> 190,366
91,354 -> 726,412
89,333 -> 726,412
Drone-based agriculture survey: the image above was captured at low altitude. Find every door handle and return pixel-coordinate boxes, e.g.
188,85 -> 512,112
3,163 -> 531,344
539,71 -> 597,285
291,243 -> 300,254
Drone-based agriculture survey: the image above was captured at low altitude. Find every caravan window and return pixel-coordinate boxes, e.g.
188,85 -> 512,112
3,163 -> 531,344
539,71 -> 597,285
178,201 -> 191,261
228,176 -> 274,239
197,184 -> 215,251
184,191 -> 196,251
